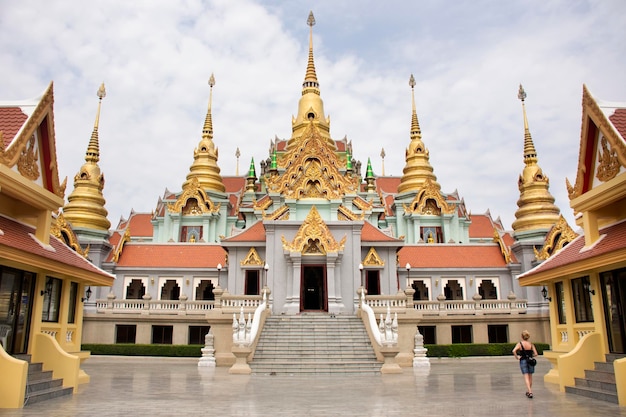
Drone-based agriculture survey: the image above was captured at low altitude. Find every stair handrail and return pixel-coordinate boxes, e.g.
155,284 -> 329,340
360,290 -> 398,347
233,289 -> 267,347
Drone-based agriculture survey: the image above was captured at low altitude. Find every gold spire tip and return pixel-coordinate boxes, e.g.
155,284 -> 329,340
209,73 -> 215,88
97,82 -> 106,100
307,11 -> 316,27
518,84 -> 526,102
409,74 -> 416,89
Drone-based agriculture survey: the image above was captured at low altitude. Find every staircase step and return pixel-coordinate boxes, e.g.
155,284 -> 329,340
24,386 -> 73,405
565,385 -> 618,404
11,355 -> 74,406
573,377 -> 617,393
584,369 -> 616,384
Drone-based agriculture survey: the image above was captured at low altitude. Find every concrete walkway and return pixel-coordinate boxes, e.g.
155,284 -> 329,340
1,356 -> 624,416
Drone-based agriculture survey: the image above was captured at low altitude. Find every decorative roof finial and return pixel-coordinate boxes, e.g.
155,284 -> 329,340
203,73 -> 215,138
409,74 -> 421,139
304,11 -> 318,86
518,84 -> 536,162
86,82 -> 106,163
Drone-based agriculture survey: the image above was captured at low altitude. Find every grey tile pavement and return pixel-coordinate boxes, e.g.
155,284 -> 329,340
1,356 -> 625,416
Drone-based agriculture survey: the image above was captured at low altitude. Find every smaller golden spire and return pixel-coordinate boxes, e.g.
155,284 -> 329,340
409,74 -> 421,139
85,83 -> 106,163
203,73 -> 215,139
518,84 -> 537,164
304,11 -> 318,87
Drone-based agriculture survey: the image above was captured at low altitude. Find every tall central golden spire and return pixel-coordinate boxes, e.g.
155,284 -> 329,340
397,74 -> 440,194
182,74 -> 225,193
288,11 -> 333,149
63,83 -> 111,231
512,84 -> 560,236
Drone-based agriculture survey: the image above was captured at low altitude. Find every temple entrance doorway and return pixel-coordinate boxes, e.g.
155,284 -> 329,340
301,265 -> 327,312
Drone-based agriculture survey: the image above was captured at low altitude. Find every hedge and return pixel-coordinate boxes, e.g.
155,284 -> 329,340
81,344 -> 203,357
425,342 -> 550,358
82,342 -> 549,358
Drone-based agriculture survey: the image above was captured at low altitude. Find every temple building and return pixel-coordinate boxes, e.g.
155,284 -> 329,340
76,13 -> 564,358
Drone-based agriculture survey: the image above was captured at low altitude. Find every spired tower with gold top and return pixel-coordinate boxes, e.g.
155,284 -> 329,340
62,83 -> 113,264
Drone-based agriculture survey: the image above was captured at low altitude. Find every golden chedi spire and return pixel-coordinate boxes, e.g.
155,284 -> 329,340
182,74 -> 225,193
512,84 -> 560,235
63,83 -> 111,231
397,74 -> 441,194
288,11 -> 334,150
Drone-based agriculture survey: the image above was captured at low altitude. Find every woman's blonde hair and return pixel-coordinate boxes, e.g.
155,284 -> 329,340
521,330 -> 530,341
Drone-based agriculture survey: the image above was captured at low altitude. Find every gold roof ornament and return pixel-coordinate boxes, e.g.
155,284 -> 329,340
398,74 -> 442,194
492,228 -> 512,264
281,206 -> 346,254
168,177 -> 221,214
534,215 -> 578,261
51,213 -> 89,257
402,178 -> 455,215
182,74 -> 226,193
287,11 -> 334,150
63,83 -> 111,231
363,247 -> 385,266
112,227 -> 131,263
265,123 -> 360,199
512,85 -> 560,235
240,247 -> 264,266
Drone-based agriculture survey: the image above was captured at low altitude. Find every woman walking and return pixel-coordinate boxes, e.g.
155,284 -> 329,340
512,330 -> 538,398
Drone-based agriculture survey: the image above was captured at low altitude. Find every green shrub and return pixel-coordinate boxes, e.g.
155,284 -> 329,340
81,344 -> 203,357
425,343 -> 550,358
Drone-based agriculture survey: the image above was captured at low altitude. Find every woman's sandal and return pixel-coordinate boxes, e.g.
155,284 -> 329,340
526,392 -> 533,398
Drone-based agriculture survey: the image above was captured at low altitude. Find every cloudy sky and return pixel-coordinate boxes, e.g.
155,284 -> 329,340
1,0 -> 625,230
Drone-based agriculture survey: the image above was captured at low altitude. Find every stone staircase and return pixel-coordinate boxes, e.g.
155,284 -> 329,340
15,354 -> 73,406
250,314 -> 381,375
565,353 -> 626,404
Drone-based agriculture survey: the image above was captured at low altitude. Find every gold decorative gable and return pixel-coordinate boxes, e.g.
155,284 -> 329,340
253,196 -> 273,211
403,179 -> 454,215
265,124 -> 360,200
353,197 -> 373,211
337,205 -> 364,221
281,206 -> 346,254
534,215 -> 578,261
492,229 -> 512,264
168,177 -> 221,214
363,247 -> 384,266
17,135 -> 40,181
51,213 -> 88,257
567,85 -> 626,199
241,247 -> 264,266
596,136 -> 620,182
263,205 -> 290,220
112,227 -> 131,262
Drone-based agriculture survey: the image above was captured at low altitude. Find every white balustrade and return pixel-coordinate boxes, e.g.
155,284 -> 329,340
361,291 -> 398,347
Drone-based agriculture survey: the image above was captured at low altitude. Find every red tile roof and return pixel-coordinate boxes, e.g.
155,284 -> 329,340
127,212 -> 153,237
0,107 -> 28,147
519,220 -> 626,282
223,176 -> 245,193
376,177 -> 401,194
0,214 -> 114,282
115,243 -> 226,267
469,213 -> 495,238
398,244 -> 508,268
361,222 -> 401,242
609,108 -> 626,140
223,221 -> 266,242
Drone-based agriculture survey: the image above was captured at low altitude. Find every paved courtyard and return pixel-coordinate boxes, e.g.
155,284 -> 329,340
1,356 -> 624,416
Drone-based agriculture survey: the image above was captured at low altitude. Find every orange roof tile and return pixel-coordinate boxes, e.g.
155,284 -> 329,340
223,221 -> 266,242
609,108 -> 626,140
398,244 -> 508,268
469,214 -> 495,238
520,220 -> 626,281
376,177 -> 401,194
115,244 -> 226,268
0,214 -> 114,281
0,107 -> 28,147
223,176 -> 245,193
361,222 -> 401,242
127,213 -> 153,237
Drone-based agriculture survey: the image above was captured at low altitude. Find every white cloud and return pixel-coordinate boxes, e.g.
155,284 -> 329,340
1,0 -> 625,230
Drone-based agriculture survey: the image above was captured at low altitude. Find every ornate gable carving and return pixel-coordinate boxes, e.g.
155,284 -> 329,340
363,247 -> 384,266
281,206 -> 346,254
596,135 -> 620,182
492,228 -> 512,264
112,227 -> 131,262
265,124 -> 360,200
402,178 -> 454,215
337,205 -> 364,221
17,135 -> 40,180
534,215 -> 578,261
263,205 -> 290,220
51,213 -> 88,257
168,177 -> 221,214
241,247 -> 264,266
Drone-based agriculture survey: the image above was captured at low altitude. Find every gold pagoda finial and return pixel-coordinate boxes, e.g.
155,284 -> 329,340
409,74 -> 421,139
203,74 -> 215,139
398,74 -> 440,194
380,147 -> 386,176
518,84 -> 537,164
512,84 -> 560,237
235,147 -> 241,176
62,82 -> 111,232
182,75 -> 225,193
304,11 -> 319,87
